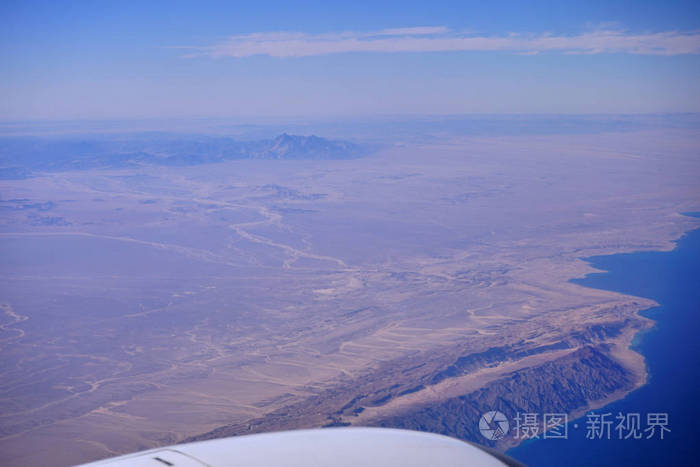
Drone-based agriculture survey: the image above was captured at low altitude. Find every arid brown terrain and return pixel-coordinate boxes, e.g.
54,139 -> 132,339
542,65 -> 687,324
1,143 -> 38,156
1,125 -> 699,465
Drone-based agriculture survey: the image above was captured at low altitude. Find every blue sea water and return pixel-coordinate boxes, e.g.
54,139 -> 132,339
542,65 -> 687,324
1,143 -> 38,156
509,215 -> 700,466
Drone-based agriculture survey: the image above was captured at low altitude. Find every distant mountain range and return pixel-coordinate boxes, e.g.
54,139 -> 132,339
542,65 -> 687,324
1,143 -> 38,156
0,133 -> 365,178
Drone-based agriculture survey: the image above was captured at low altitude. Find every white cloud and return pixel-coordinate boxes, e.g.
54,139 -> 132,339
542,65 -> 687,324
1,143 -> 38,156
375,26 -> 451,36
181,26 -> 700,58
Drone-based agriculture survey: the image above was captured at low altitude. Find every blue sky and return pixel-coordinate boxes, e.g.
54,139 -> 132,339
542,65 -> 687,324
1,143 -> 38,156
1,0 -> 700,120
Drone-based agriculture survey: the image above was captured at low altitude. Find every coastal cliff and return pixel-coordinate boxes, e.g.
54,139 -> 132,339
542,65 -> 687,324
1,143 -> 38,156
369,345 -> 635,448
188,313 -> 651,450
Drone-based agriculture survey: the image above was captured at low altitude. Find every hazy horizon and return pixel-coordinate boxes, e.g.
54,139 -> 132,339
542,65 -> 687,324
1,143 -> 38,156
3,1 -> 700,120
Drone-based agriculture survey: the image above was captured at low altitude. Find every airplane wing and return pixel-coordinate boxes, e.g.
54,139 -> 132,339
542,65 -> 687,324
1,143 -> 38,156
76,427 -> 524,467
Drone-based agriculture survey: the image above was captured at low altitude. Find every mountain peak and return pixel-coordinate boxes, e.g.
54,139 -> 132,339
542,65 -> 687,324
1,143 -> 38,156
262,134 -> 360,160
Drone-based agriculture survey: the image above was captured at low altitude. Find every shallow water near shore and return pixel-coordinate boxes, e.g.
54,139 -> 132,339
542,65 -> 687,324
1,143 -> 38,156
508,215 -> 700,466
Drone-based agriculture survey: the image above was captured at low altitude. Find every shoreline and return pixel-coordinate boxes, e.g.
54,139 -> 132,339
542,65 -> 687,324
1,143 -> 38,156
504,307 -> 655,452
183,220 -> 699,450
506,217 -> 700,456
350,224 -> 697,451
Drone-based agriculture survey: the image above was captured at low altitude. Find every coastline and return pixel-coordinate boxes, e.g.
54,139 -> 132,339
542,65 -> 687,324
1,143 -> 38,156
184,215 -> 700,451
351,217 -> 699,452
504,215 -> 700,451
507,213 -> 700,464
